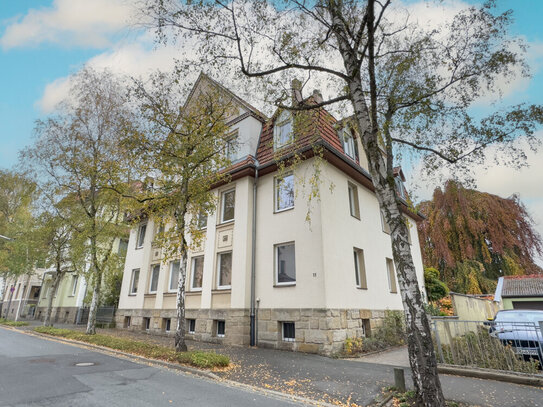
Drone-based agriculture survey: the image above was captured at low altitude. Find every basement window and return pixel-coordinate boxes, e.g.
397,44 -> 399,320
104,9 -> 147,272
163,318 -> 171,333
124,316 -> 131,328
282,322 -> 295,342
188,319 -> 196,334
143,317 -> 151,331
216,320 -> 225,337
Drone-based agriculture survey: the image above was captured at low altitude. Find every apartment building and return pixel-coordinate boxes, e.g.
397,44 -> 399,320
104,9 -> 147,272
116,74 -> 426,355
1,268 -> 45,320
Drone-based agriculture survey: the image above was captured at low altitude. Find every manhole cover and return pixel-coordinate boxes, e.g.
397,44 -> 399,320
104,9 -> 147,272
75,362 -> 95,367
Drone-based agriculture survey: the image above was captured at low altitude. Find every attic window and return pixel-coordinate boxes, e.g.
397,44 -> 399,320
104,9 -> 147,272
225,130 -> 239,161
395,176 -> 407,200
341,128 -> 358,161
274,110 -> 293,149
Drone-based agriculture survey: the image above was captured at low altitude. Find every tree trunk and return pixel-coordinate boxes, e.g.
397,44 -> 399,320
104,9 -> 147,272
348,69 -> 446,407
44,271 -> 63,327
174,253 -> 188,352
86,272 -> 101,335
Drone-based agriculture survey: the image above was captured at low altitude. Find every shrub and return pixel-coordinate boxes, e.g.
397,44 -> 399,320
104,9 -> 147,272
34,326 -> 229,369
344,310 -> 406,355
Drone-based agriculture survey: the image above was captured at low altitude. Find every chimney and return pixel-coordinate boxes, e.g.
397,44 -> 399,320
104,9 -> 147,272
312,89 -> 323,104
291,79 -> 303,105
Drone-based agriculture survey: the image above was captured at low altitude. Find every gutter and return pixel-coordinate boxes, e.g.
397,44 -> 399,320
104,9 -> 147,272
250,165 -> 259,347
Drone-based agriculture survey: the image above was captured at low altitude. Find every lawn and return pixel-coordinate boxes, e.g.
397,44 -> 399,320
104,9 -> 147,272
34,326 -> 230,369
0,318 -> 29,327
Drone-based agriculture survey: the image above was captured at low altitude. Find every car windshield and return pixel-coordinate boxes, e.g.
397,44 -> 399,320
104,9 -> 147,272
495,311 -> 543,323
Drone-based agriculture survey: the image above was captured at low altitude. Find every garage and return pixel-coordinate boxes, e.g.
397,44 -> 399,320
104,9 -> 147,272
512,301 -> 543,310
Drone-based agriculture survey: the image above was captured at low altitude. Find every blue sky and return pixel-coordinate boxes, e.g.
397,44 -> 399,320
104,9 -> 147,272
1,0 -> 542,251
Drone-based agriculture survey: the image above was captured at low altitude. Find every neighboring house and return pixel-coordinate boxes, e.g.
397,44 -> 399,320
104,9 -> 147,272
495,275 -> 543,310
0,269 -> 46,320
35,271 -> 87,324
116,74 -> 426,355
449,292 -> 499,321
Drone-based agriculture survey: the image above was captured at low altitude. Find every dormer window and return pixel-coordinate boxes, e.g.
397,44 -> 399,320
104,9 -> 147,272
341,128 -> 359,161
274,110 -> 293,149
225,130 -> 239,161
395,176 -> 407,200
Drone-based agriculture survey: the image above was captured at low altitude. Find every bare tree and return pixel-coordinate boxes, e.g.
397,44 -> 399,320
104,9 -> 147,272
142,1 -> 543,404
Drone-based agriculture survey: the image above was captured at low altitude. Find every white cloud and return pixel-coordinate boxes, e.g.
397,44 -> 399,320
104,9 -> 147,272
0,0 -> 136,49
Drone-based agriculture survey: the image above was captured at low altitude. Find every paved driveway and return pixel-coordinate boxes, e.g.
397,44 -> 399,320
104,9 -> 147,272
0,327 -> 301,407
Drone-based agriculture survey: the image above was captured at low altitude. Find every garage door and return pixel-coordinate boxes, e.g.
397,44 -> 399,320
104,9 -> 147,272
512,301 -> 543,310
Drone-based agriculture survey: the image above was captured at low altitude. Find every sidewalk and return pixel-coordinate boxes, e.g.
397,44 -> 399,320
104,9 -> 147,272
22,321 -> 543,406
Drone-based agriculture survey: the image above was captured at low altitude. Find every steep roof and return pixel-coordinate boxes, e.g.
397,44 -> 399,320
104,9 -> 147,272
500,275 -> 543,298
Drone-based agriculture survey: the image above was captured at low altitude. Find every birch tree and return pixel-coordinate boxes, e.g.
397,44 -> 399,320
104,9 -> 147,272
143,1 -> 543,404
124,72 -> 234,352
23,68 -> 133,335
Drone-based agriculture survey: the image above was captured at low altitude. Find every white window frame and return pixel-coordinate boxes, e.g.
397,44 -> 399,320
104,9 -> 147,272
275,242 -> 296,286
342,128 -> 356,159
216,251 -> 232,290
348,182 -> 360,219
129,269 -> 140,295
282,322 -> 295,342
197,211 -> 208,230
136,223 -> 147,249
274,172 -> 295,212
220,189 -> 236,224
70,275 -> 78,297
225,130 -> 239,162
273,110 -> 293,149
148,264 -> 160,294
354,248 -> 367,289
190,255 -> 204,291
168,260 -> 180,292
381,211 -> 391,234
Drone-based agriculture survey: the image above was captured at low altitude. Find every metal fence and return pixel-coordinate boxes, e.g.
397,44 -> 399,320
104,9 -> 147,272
432,319 -> 543,373
76,306 -> 116,325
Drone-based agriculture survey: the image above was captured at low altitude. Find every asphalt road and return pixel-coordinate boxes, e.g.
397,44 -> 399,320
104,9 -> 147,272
0,327 -> 301,407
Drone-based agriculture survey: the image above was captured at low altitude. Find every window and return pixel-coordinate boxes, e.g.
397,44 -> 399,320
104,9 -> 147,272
149,264 -> 160,293
282,322 -> 295,342
70,275 -> 78,296
275,243 -> 296,285
136,224 -> 147,248
386,258 -> 397,293
395,176 -> 407,200
191,256 -> 204,290
354,248 -> 367,289
129,269 -> 140,295
197,211 -> 208,230
341,128 -> 359,160
143,317 -> 151,331
220,189 -> 235,223
348,182 -> 360,219
217,252 -> 232,289
225,132 -> 239,161
274,110 -> 293,149
118,239 -> 128,255
381,211 -> 391,234
216,320 -> 225,337
163,318 -> 171,332
275,173 -> 294,212
124,316 -> 131,328
169,260 -> 180,292
188,319 -> 196,334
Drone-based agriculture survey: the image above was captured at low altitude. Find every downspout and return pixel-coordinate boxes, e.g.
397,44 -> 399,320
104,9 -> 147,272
250,166 -> 259,346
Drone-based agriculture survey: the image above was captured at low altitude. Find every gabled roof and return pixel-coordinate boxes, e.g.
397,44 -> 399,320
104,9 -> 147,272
497,275 -> 543,298
185,73 -> 268,123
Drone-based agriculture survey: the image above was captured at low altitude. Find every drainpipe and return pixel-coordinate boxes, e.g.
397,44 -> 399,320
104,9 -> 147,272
250,167 -> 259,346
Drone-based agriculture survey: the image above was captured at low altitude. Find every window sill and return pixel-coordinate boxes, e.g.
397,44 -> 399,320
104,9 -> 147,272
274,283 -> 296,287
144,293 -> 157,297
135,246 -> 144,250
356,286 -> 368,290
350,214 -> 361,220
274,206 -> 294,214
186,291 -> 202,296
212,289 -> 231,294
218,220 -> 234,226
128,293 -> 137,296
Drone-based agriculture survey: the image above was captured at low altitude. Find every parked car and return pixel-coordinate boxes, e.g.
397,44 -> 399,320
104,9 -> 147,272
489,310 -> 543,363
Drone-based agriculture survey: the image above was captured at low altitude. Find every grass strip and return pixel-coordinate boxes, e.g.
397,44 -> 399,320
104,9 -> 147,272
34,326 -> 229,369
0,318 -> 29,327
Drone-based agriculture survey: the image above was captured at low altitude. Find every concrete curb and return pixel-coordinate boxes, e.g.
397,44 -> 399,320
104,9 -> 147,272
15,327 -> 337,407
438,365 -> 543,388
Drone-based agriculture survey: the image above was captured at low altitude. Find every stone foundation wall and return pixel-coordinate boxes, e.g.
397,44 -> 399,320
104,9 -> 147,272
116,307 -> 391,355
35,306 -> 80,324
